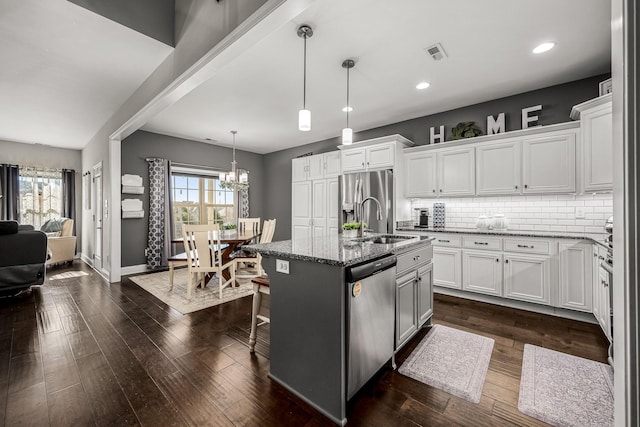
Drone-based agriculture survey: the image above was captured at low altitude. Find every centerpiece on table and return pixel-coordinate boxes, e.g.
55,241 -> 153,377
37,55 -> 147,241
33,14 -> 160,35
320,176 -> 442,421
221,223 -> 236,237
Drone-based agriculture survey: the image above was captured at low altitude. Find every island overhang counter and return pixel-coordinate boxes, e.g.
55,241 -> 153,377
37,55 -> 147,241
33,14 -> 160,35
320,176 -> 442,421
245,234 -> 434,425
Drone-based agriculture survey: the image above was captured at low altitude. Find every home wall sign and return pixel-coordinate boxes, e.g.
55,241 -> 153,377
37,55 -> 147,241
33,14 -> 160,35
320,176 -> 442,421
429,104 -> 543,144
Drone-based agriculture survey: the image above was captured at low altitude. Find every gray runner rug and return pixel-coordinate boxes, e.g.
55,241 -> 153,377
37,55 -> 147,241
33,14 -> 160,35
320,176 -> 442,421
398,324 -> 494,403
519,344 -> 614,427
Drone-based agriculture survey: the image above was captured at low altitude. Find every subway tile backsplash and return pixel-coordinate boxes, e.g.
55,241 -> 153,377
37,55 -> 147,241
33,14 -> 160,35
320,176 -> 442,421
411,194 -> 613,234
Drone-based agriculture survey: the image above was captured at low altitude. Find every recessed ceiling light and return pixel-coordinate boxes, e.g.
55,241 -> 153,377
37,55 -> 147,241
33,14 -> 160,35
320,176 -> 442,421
416,82 -> 430,90
342,106 -> 353,112
532,42 -> 556,54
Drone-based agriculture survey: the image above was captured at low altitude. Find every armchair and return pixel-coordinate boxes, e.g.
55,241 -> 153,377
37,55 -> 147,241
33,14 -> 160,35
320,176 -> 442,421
45,218 -> 76,266
0,221 -> 47,296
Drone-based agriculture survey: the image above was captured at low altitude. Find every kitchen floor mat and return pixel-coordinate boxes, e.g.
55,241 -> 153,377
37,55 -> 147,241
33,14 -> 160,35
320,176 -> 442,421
398,324 -> 494,403
519,344 -> 614,427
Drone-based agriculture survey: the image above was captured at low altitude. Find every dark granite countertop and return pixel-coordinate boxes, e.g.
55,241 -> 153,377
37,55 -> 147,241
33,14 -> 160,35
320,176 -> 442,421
245,233 -> 434,267
395,227 -> 610,248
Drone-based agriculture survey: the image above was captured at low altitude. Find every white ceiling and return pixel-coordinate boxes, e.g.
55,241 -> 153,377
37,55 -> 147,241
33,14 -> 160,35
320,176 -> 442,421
0,0 -> 172,150
142,0 -> 611,154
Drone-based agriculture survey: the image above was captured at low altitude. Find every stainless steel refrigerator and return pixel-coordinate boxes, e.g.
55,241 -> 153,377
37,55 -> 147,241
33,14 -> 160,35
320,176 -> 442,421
339,170 -> 394,234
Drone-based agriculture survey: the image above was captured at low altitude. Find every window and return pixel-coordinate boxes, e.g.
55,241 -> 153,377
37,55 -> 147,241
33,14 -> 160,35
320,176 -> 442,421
172,173 -> 235,238
19,168 -> 63,229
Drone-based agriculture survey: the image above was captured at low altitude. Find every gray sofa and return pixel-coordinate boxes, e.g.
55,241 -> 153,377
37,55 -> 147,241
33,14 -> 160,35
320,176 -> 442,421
0,221 -> 47,296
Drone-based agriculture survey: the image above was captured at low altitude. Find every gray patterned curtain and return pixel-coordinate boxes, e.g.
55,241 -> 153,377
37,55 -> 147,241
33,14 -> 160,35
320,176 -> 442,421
61,169 -> 76,236
0,164 -> 19,220
146,159 -> 172,269
239,168 -> 249,218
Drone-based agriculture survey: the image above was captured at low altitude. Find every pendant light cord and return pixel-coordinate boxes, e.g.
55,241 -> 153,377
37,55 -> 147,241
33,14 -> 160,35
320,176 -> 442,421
346,65 -> 350,128
303,35 -> 307,109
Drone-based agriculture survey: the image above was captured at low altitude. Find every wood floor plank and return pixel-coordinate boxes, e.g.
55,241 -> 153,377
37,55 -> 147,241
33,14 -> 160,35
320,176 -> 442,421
59,313 -> 89,335
47,383 -> 96,427
8,352 -> 43,395
4,382 -> 48,426
67,328 -> 101,359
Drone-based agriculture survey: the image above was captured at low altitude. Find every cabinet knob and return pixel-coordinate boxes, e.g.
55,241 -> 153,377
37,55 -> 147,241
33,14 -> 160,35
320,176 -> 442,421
496,258 -> 499,262
505,259 -> 509,264
515,185 -> 518,190
361,162 -> 365,167
439,189 -> 443,192
367,161 -> 370,166
474,242 -> 488,246
594,253 -> 598,258
432,189 -> 436,193
517,244 -> 533,249
524,184 -> 528,189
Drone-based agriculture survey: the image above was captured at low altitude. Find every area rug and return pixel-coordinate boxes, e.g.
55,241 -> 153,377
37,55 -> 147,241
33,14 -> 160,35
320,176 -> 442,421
518,344 -> 614,427
398,324 -> 494,403
129,269 -> 254,314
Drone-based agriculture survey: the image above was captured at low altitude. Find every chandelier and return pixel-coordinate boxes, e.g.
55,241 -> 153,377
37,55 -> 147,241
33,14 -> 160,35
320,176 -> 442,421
219,130 -> 249,191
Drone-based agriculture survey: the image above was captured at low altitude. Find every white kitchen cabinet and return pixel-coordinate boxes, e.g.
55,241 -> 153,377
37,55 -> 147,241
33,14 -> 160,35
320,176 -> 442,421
405,152 -> 437,197
326,178 -> 340,235
291,180 -> 312,241
341,143 -> 394,173
503,253 -> 551,305
417,263 -> 433,325
558,241 -> 593,312
575,97 -> 613,192
396,272 -> 418,347
522,132 -> 576,194
463,250 -> 503,296
291,157 -> 309,182
433,247 -> 462,290
323,151 -> 342,178
476,140 -> 522,195
311,180 -> 327,239
593,245 -> 611,341
437,147 -> 475,196
292,152 -> 341,182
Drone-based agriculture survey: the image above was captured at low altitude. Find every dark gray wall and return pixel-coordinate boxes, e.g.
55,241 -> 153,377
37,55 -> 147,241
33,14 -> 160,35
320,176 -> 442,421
264,74 -> 610,241
121,130 -> 264,267
68,0 -> 175,46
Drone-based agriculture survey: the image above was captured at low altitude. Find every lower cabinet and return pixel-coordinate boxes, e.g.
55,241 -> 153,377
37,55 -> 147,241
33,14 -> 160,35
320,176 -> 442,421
503,253 -> 551,305
558,241 -> 593,312
395,243 -> 434,351
433,248 -> 461,289
462,250 -> 502,296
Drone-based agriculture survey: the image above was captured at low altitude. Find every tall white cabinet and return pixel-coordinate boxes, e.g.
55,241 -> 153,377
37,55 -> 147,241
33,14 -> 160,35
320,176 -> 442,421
291,152 -> 341,241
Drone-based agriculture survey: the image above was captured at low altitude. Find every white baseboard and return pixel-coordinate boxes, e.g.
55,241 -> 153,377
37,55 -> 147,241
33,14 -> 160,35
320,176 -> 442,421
80,254 -> 93,267
121,264 -> 149,276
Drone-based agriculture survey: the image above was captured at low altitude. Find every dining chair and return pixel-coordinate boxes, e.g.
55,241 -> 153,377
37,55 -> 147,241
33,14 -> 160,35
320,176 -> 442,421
232,218 -> 276,278
238,217 -> 261,236
180,224 -> 235,300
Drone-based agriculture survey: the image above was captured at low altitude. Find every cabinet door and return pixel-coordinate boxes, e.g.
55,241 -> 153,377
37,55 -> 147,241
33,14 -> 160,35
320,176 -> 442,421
433,248 -> 462,289
598,268 -> 611,340
523,133 -> 576,193
367,143 -> 394,170
592,247 -> 601,325
341,148 -> 366,172
503,253 -> 551,305
311,180 -> 327,238
417,263 -> 433,326
558,241 -> 593,312
405,152 -> 437,197
291,157 -> 308,182
307,155 -> 325,180
326,178 -> 340,235
476,141 -> 522,195
396,272 -> 418,348
462,250 -> 503,296
437,148 -> 475,196
324,151 -> 342,178
291,181 -> 312,241
582,102 -> 613,192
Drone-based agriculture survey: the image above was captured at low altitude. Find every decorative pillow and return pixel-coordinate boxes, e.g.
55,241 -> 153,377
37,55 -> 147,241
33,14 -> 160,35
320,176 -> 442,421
0,220 -> 19,235
41,218 -> 66,233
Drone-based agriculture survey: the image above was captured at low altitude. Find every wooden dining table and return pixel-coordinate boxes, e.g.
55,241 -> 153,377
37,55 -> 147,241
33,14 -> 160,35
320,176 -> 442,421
170,231 -> 261,287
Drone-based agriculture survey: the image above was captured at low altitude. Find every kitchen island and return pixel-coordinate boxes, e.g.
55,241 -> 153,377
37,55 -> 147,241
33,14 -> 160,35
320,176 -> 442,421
245,233 -> 433,426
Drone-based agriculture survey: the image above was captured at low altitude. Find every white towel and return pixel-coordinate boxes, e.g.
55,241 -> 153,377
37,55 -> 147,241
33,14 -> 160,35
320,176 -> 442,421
122,185 -> 144,194
122,174 -> 143,187
121,198 -> 143,212
122,211 -> 144,219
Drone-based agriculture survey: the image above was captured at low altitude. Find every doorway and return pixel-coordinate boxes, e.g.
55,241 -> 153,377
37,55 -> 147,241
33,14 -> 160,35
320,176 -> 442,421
92,162 -> 103,271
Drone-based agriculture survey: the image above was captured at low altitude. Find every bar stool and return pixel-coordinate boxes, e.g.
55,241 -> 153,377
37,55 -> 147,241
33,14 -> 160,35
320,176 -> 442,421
249,276 -> 270,352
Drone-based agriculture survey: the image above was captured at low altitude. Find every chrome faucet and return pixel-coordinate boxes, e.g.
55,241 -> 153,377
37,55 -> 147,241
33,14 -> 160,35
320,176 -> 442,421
359,196 -> 383,237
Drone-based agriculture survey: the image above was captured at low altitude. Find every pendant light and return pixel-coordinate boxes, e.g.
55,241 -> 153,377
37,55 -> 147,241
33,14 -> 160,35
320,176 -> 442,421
219,131 -> 249,191
342,59 -> 355,145
297,25 -> 313,131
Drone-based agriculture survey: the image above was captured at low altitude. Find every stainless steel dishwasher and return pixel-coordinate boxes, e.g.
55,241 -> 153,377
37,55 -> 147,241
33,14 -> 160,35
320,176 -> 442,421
346,255 -> 396,399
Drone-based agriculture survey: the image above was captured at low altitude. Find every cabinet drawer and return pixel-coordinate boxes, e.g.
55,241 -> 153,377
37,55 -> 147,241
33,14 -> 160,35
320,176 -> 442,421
396,244 -> 433,275
503,238 -> 550,255
463,236 -> 502,251
429,234 -> 461,247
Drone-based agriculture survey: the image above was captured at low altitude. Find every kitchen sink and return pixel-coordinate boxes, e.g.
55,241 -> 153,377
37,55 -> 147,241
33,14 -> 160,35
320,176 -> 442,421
353,234 -> 416,244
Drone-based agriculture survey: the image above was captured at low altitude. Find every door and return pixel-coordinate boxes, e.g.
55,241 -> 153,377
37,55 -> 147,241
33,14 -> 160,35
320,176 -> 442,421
324,152 -> 342,178
503,253 -> 551,305
405,152 -> 437,197
463,250 -> 503,296
326,178 -> 340,235
558,241 -> 593,312
92,163 -> 103,271
291,181 -> 312,241
417,263 -> 433,325
366,143 -> 394,170
582,102 -> 613,192
476,140 -> 522,195
311,180 -> 326,238
433,248 -> 462,289
291,157 -> 308,182
522,133 -> 576,193
437,147 -> 475,196
396,272 -> 417,348
341,148 -> 366,172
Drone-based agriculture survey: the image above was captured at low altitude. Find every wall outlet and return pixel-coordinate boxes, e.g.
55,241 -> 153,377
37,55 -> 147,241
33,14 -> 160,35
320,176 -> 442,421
276,259 -> 290,274
575,207 -> 585,218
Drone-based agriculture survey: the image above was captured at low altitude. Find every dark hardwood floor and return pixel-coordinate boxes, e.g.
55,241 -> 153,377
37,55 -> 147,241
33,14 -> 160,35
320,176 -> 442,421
0,261 -> 609,426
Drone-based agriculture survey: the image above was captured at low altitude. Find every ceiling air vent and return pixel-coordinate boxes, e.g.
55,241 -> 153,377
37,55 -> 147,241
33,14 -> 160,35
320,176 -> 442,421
425,43 -> 447,61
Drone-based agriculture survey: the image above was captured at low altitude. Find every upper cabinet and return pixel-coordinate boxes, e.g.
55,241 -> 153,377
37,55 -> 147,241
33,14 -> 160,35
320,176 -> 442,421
341,142 -> 395,172
292,151 -> 341,182
522,131 -> 576,194
405,148 -> 474,197
476,140 -> 521,195
571,94 -> 613,193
